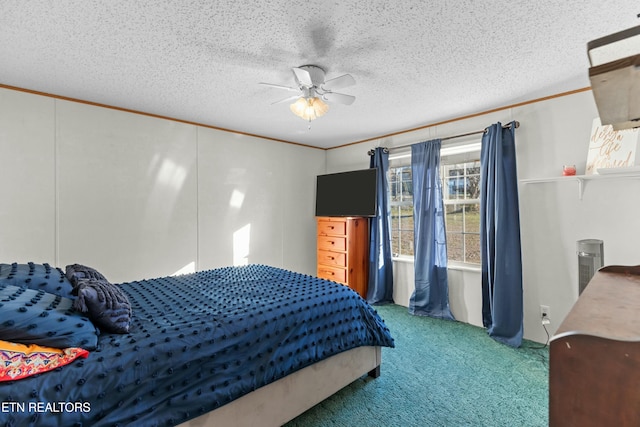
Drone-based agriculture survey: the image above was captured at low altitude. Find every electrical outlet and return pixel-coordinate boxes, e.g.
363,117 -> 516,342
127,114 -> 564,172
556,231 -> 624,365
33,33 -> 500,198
540,305 -> 550,325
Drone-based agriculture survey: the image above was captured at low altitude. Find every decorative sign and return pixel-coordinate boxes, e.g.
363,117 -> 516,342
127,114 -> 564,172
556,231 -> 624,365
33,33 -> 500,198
586,118 -> 640,174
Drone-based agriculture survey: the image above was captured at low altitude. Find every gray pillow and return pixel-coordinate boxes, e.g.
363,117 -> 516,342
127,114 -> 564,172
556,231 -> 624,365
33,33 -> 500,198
65,264 -> 108,286
73,279 -> 132,334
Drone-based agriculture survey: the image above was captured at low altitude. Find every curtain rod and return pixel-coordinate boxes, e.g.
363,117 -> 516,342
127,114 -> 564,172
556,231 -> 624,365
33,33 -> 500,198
367,121 -> 519,155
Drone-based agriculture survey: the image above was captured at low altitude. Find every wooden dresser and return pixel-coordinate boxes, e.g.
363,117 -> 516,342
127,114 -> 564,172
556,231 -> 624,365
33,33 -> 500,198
549,265 -> 640,427
316,216 -> 369,298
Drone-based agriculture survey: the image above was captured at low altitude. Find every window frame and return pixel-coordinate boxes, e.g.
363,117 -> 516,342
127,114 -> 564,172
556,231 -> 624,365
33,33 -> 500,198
386,143 -> 482,267
387,164 -> 414,259
441,159 -> 481,266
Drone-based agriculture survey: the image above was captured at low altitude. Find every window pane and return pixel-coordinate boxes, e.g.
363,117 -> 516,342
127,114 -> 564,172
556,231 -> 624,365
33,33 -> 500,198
465,233 -> 481,264
390,203 -> 414,256
443,160 -> 481,201
390,206 -> 401,255
391,232 -> 399,256
388,166 -> 412,204
400,229 -> 414,256
389,170 -> 400,203
464,204 -> 480,233
465,162 -> 481,199
401,168 -> 413,203
444,164 -> 466,200
445,204 -> 463,232
444,177 -> 464,200
447,232 -> 463,262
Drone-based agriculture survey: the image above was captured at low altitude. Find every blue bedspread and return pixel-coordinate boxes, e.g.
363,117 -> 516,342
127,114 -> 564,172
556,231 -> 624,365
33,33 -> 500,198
0,264 -> 394,426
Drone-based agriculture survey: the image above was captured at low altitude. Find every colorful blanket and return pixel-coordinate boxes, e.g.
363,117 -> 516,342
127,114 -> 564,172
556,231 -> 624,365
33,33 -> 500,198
0,341 -> 89,381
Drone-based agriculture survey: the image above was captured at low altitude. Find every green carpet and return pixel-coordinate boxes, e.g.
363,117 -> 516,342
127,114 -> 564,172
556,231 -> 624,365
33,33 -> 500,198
285,304 -> 548,427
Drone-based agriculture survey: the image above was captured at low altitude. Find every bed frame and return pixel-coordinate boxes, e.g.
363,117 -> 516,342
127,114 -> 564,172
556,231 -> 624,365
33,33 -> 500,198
178,346 -> 382,427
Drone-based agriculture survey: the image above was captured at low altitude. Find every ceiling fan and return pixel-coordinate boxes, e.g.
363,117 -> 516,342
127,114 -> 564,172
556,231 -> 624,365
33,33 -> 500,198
260,65 -> 356,121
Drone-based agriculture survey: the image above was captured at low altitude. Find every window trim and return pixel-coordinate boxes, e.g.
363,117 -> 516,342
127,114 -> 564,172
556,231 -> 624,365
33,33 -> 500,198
391,255 -> 482,272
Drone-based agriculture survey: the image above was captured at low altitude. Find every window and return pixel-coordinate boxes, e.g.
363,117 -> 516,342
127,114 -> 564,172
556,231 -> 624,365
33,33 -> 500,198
387,146 -> 481,265
388,166 -> 414,256
441,160 -> 481,264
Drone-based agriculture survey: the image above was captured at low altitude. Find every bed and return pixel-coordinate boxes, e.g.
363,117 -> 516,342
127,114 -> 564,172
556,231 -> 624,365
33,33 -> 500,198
0,263 -> 394,426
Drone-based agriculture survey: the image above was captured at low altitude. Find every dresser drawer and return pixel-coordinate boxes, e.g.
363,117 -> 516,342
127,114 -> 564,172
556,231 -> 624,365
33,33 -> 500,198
317,220 -> 347,236
318,236 -> 346,251
317,250 -> 347,267
318,265 -> 347,283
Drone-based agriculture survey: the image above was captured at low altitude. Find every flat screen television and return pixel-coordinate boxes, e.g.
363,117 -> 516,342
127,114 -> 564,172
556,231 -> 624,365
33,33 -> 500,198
315,168 -> 378,217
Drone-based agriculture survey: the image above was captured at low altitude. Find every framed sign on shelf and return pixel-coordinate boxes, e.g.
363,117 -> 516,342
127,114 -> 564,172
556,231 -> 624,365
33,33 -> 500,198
585,118 -> 640,175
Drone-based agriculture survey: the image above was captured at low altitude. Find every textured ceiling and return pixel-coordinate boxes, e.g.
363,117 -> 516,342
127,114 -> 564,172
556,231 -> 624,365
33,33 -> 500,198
0,1 -> 638,148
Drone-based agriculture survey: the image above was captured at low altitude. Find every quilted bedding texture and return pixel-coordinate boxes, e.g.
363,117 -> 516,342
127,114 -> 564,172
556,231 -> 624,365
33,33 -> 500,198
0,264 -> 394,427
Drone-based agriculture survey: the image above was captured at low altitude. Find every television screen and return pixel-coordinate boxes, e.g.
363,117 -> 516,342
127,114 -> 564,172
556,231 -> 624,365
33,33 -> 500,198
315,168 -> 378,217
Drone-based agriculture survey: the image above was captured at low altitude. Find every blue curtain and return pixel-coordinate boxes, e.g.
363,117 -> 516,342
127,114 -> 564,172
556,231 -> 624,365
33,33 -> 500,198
367,148 -> 394,304
409,140 -> 454,320
480,122 -> 523,347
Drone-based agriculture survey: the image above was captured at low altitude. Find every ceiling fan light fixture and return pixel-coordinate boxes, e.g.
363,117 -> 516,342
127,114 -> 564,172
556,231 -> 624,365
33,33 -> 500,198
290,97 -> 329,121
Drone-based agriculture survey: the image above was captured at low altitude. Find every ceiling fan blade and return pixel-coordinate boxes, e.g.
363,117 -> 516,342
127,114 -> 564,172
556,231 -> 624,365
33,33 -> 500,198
322,74 -> 356,91
322,92 -> 356,105
271,95 -> 300,105
292,67 -> 313,87
259,82 -> 300,93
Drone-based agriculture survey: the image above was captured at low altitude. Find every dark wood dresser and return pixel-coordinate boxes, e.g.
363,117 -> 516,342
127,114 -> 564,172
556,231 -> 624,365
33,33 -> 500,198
549,265 -> 640,426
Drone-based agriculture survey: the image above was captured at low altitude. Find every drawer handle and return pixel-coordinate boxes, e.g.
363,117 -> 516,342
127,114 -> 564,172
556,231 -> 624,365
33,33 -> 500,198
329,256 -> 335,260
329,226 -> 334,229
329,241 -> 335,245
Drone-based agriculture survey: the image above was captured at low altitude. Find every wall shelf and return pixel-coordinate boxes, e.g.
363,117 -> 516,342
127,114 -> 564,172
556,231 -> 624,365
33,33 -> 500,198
520,170 -> 640,199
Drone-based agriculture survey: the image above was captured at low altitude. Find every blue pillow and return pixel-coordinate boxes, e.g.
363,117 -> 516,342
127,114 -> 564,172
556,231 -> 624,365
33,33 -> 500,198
0,283 -> 99,350
0,262 -> 75,299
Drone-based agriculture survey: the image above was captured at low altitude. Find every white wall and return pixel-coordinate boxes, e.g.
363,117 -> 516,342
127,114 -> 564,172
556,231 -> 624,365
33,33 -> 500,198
327,90 -> 640,344
0,89 -> 56,262
0,87 -> 325,283
3,86 -> 638,344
